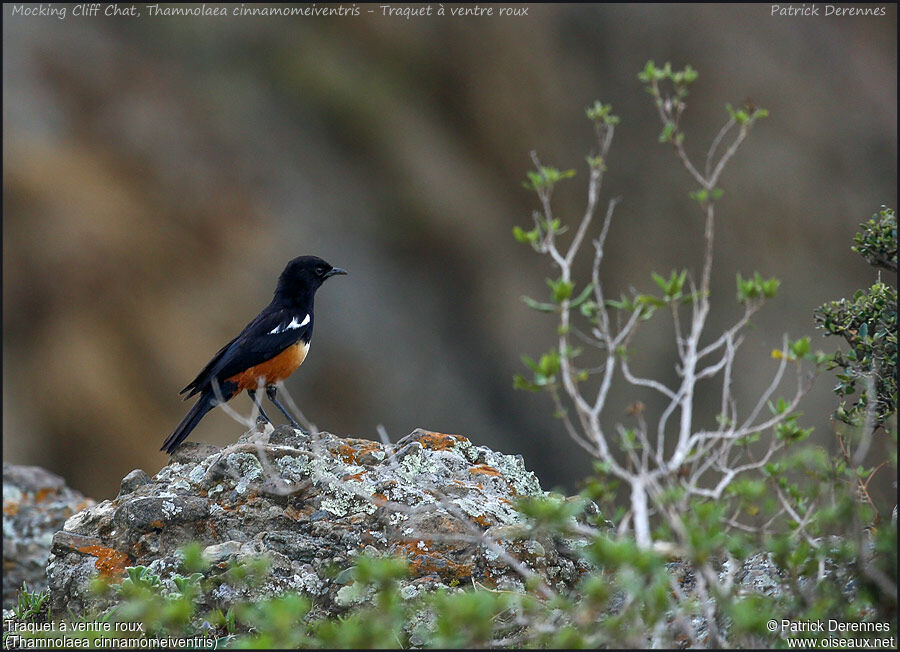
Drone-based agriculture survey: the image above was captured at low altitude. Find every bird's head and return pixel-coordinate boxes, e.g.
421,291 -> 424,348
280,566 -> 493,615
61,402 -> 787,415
275,255 -> 347,303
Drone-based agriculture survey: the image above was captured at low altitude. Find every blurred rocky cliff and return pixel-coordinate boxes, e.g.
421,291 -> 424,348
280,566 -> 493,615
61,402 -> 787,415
3,5 -> 896,499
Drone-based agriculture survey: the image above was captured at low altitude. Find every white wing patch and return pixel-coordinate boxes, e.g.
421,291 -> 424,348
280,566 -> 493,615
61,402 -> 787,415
268,313 -> 310,335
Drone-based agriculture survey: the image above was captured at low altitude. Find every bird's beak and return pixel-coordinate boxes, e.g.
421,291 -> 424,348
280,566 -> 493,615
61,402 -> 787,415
326,267 -> 348,278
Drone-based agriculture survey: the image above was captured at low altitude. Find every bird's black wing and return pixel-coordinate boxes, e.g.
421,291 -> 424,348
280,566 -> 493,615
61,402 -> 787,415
181,307 -> 314,398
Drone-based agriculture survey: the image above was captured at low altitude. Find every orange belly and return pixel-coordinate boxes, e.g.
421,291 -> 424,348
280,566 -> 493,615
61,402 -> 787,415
226,341 -> 309,391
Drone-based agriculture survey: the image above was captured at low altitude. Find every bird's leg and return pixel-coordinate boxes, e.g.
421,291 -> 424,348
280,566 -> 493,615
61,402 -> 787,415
266,385 -> 306,433
247,389 -> 271,424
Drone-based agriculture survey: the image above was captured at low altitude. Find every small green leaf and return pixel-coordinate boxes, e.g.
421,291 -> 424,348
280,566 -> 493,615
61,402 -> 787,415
512,225 -> 538,244
638,60 -> 658,83
605,293 -> 635,311
570,283 -> 595,308
585,101 -> 620,125
523,166 -> 576,192
790,336 -> 810,358
513,374 -> 541,392
690,189 -> 709,203
547,277 -> 575,303
521,295 -> 557,313
659,122 -> 677,143
651,272 -> 668,292
635,294 -> 666,308
538,351 -> 560,377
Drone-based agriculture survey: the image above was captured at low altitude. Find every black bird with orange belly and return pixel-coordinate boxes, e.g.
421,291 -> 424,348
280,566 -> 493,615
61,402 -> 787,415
162,256 -> 347,454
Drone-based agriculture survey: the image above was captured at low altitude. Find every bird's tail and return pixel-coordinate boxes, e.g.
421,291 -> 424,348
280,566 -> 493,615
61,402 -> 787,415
161,391 -> 217,455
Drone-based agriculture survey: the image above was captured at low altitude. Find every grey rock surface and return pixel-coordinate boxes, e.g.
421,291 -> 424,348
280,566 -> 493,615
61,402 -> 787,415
2,463 -> 95,610
46,427 -> 590,618
10,434 -> 821,647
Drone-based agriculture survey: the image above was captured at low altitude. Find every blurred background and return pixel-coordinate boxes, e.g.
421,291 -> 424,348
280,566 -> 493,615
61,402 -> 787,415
3,4 -> 896,501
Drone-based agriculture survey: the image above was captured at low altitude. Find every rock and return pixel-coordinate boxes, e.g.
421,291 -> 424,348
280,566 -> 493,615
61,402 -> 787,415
46,428 -> 592,619
117,469 -> 152,498
2,463 -> 95,610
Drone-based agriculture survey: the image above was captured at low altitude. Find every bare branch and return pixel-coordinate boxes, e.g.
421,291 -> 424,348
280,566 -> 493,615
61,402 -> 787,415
595,197 -> 621,262
708,123 -> 750,188
852,374 -> 878,467
565,126 -> 615,267
687,440 -> 781,500
649,78 -> 708,188
656,385 -> 685,467
674,140 -> 711,189
208,376 -> 265,430
529,152 -> 567,270
773,484 -> 821,549
670,302 -> 685,361
695,350 -> 730,381
696,301 -> 760,360
736,336 -> 790,433
621,358 -> 677,400
617,423 -> 644,473
274,381 -> 318,434
719,332 -> 737,424
706,117 -> 736,179
690,361 -> 809,447
548,386 -> 601,457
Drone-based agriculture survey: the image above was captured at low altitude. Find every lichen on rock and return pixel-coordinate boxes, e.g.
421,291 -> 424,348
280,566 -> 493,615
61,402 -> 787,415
45,427 -> 591,619
2,463 -> 95,612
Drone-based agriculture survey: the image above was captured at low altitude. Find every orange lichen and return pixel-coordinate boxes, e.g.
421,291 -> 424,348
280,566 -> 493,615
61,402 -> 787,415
480,568 -> 499,589
395,540 -> 475,583
353,440 -> 383,456
343,471 -> 367,482
78,545 -> 131,579
332,440 -> 382,465
333,444 -> 359,464
469,464 -> 502,477
417,432 -> 466,451
283,505 -> 306,521
471,513 -> 493,528
371,493 -> 389,506
34,487 -> 56,503
3,502 -> 19,516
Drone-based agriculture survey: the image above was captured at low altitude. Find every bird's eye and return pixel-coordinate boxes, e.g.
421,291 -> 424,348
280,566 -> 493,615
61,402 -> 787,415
315,266 -> 325,276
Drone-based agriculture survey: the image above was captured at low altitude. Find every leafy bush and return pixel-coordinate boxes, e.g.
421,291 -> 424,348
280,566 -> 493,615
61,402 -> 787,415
513,59 -> 820,553
815,207 -> 897,431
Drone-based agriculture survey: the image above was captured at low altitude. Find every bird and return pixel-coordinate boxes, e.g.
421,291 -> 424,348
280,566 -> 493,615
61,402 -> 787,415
161,255 -> 347,454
